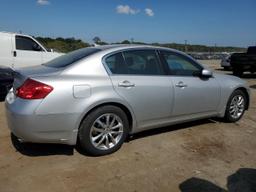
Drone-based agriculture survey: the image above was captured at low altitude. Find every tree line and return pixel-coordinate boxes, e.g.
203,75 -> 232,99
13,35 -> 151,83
35,36 -> 246,53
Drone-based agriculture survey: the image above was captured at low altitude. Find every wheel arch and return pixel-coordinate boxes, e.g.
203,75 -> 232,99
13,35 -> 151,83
77,101 -> 136,134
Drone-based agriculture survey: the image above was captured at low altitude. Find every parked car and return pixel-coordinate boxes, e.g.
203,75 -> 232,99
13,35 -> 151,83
220,55 -> 231,70
5,45 -> 250,156
230,46 -> 256,76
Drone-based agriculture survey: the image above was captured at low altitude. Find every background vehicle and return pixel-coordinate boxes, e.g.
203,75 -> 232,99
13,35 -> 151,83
230,46 -> 256,76
0,31 -> 63,99
0,31 -> 63,69
5,45 -> 250,156
0,67 -> 13,100
221,55 -> 231,70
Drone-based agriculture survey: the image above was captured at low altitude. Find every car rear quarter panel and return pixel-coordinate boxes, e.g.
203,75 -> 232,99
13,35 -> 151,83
34,74 -> 136,136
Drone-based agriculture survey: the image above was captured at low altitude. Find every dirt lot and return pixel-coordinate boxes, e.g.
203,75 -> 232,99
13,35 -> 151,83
0,60 -> 255,192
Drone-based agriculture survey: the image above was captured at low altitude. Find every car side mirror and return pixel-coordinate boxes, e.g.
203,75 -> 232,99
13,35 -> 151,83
201,69 -> 213,78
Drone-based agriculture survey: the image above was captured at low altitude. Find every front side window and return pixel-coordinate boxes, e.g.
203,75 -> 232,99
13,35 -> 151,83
105,50 -> 164,75
161,51 -> 202,76
16,36 -> 43,51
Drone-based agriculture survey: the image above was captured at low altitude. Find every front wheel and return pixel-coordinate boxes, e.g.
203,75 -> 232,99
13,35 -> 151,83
224,90 -> 247,122
78,105 -> 129,156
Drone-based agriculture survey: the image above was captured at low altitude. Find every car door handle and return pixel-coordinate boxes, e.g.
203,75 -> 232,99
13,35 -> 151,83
175,81 -> 187,88
118,80 -> 135,88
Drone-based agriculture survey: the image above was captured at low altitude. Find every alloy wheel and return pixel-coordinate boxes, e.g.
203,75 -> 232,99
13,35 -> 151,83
229,95 -> 245,119
90,113 -> 124,150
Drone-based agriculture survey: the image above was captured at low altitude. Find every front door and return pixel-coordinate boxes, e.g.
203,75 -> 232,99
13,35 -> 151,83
13,35 -> 43,69
160,50 -> 220,117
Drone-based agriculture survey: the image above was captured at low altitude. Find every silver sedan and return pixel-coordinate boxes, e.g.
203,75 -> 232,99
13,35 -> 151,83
5,45 -> 250,156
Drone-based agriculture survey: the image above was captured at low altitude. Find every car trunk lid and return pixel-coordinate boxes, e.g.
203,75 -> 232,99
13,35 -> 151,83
12,65 -> 63,92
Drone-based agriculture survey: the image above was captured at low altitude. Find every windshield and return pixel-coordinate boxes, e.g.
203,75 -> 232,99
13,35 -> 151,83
43,47 -> 101,68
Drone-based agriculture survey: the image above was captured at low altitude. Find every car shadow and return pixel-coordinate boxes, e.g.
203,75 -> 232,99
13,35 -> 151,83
11,119 -> 217,157
76,119 -> 218,156
11,133 -> 74,156
179,168 -> 256,192
127,119 -> 217,142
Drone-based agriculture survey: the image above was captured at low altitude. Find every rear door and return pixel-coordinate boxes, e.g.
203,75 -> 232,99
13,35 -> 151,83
160,50 -> 220,117
104,49 -> 174,129
13,35 -> 43,69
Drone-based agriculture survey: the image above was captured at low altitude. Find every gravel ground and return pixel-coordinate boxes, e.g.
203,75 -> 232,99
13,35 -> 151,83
0,60 -> 255,192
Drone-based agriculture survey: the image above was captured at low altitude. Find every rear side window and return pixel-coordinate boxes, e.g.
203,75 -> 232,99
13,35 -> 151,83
161,51 -> 202,76
105,53 -> 127,74
43,48 -> 100,68
105,50 -> 164,75
16,36 -> 43,51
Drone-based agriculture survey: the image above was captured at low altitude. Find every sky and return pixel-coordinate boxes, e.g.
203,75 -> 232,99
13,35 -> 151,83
0,0 -> 255,47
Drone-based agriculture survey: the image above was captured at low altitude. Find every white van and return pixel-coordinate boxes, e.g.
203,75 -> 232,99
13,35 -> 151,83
0,31 -> 63,69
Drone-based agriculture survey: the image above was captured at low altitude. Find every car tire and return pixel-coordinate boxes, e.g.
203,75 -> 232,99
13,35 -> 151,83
78,105 -> 129,156
224,90 -> 247,122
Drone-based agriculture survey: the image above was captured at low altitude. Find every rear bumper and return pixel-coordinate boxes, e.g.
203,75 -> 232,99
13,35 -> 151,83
5,91 -> 79,145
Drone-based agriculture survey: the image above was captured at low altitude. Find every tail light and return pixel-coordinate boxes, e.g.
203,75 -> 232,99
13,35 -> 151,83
16,78 -> 53,99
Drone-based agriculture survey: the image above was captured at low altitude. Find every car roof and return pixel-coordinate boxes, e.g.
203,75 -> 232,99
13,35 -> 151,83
95,44 -> 184,54
0,31 -> 27,36
96,44 -> 154,50
93,44 -> 193,60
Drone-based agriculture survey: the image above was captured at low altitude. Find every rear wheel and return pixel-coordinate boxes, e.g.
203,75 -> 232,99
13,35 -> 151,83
78,105 -> 129,156
224,90 -> 247,122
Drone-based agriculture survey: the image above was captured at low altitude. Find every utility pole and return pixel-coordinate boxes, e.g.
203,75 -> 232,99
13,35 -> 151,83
131,38 -> 134,44
184,40 -> 188,53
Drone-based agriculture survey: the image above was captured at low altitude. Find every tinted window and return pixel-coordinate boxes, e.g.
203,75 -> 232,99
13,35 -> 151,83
43,48 -> 100,68
105,53 -> 127,74
161,51 -> 202,76
105,50 -> 164,75
16,36 -> 43,51
123,50 -> 163,75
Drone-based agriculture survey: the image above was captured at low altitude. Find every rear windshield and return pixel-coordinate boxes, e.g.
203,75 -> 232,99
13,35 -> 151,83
43,48 -> 101,68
